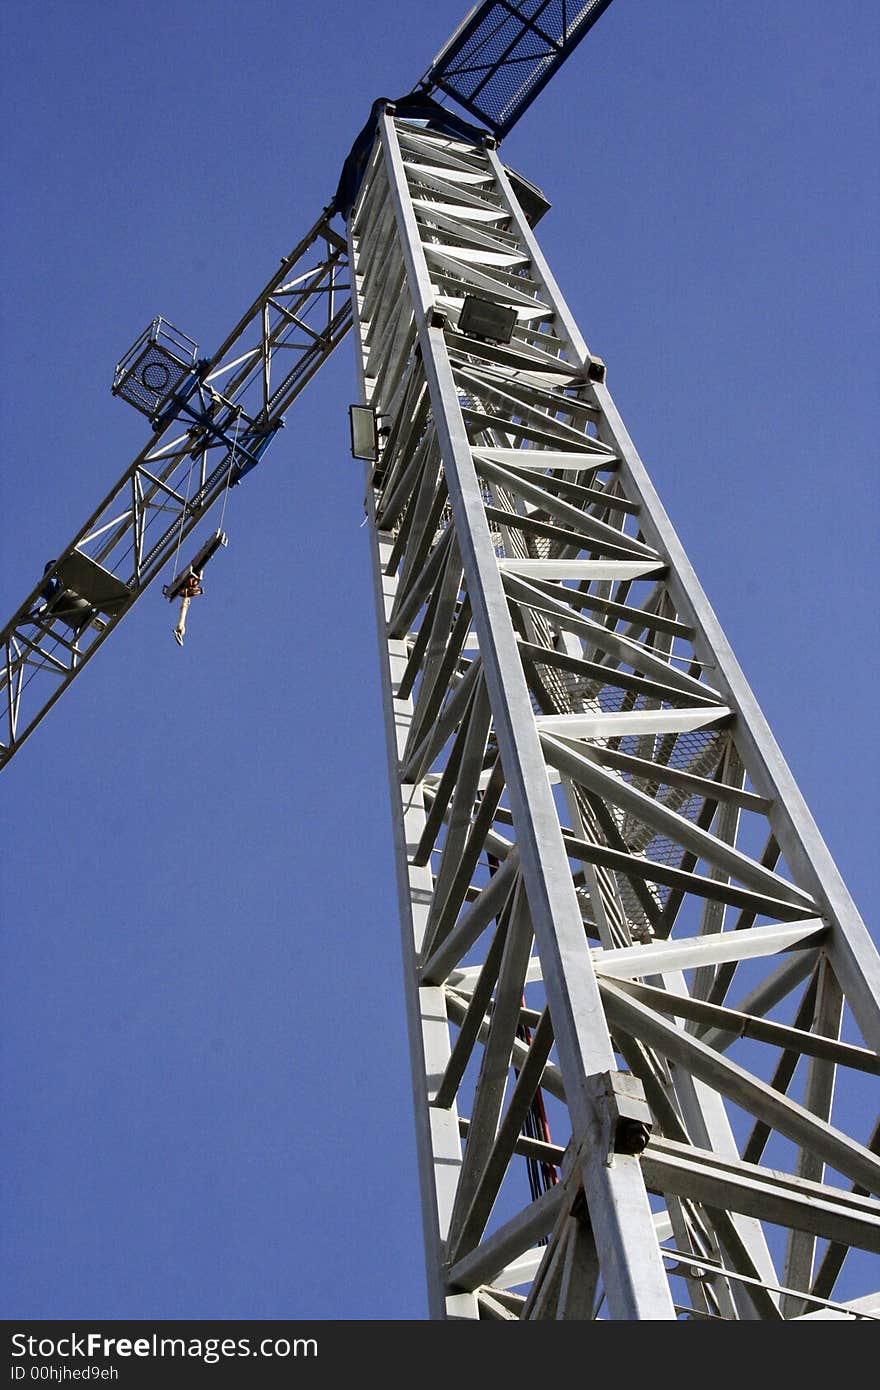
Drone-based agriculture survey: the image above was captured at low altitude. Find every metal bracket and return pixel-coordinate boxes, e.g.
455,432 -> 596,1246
589,1070 -> 653,1160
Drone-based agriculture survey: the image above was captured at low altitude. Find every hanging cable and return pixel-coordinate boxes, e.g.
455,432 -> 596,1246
170,454 -> 198,584
217,409 -> 243,535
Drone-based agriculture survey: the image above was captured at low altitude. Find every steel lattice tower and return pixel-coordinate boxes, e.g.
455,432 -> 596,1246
2,4 -> 877,1323
348,110 -> 880,1319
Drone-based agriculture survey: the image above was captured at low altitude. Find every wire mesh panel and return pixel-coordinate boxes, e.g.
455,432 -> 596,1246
426,0 -> 615,135
111,317 -> 199,419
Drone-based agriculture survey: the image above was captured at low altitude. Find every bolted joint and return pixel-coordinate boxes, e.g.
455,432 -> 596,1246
590,1070 -> 652,1158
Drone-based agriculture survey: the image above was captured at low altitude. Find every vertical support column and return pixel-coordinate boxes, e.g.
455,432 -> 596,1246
366,517 -> 480,1322
372,110 -> 675,1320
348,112 -> 879,1321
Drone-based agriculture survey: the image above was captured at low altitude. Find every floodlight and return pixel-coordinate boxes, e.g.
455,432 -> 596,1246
458,296 -> 517,344
349,404 -> 379,461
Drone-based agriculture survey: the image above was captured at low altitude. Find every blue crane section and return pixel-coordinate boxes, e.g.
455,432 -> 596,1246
421,0 -> 615,136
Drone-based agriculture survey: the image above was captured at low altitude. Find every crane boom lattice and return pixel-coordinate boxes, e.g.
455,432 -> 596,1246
0,213 -> 351,770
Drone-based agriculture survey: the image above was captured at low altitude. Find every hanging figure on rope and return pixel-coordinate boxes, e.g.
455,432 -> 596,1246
173,569 -> 203,647
164,527 -> 228,649
164,406 -> 239,652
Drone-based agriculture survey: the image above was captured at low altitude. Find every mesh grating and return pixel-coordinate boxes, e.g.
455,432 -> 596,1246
529,667 -> 707,722
428,1 -> 613,135
527,645 -> 726,927
436,489 -> 506,554
617,726 -> 724,887
113,344 -> 193,419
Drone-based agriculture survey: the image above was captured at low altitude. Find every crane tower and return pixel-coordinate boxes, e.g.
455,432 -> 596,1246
2,3 -> 878,1320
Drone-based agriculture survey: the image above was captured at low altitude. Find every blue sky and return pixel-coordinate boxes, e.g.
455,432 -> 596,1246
1,1 -> 878,1320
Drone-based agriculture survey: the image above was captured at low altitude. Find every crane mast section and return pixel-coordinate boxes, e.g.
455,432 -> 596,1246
0,212 -> 351,770
350,113 -> 880,1320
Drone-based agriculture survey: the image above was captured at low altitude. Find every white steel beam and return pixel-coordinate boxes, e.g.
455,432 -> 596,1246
377,111 -> 676,1320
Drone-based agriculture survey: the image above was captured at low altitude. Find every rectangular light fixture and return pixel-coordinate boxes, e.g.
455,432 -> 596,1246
458,295 -> 518,344
504,166 -> 551,227
348,404 -> 379,461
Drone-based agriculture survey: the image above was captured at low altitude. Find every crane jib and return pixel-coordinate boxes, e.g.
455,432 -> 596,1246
0,2 -> 617,766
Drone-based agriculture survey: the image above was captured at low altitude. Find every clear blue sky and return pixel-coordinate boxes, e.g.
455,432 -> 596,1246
1,1 -> 878,1320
